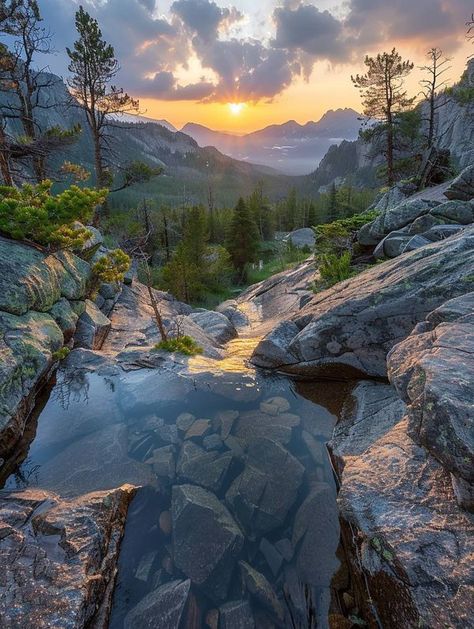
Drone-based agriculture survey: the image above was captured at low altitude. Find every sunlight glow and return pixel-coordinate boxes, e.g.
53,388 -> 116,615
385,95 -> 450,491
228,102 -> 245,115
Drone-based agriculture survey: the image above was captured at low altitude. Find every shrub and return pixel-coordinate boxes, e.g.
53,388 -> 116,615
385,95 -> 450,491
49,224 -> 92,250
0,181 -> 107,246
314,209 -> 380,256
154,336 -> 203,356
318,251 -> 354,287
92,249 -> 131,284
52,347 -> 71,361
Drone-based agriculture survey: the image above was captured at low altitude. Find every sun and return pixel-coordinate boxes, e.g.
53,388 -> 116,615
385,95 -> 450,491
228,102 -> 245,115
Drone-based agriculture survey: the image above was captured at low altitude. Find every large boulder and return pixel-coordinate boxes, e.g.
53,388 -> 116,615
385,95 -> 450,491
226,438 -> 304,534
176,441 -> 233,493
123,579 -> 191,629
286,227 -> 315,250
361,199 -> 440,244
0,484 -> 136,628
74,299 -> 112,350
252,226 -> 474,378
387,293 -> 474,510
189,310 -> 238,345
172,484 -> 244,601
445,164 -> 474,201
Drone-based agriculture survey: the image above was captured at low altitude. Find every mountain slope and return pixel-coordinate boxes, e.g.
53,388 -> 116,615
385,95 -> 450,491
1,73 -> 295,207
182,109 -> 362,175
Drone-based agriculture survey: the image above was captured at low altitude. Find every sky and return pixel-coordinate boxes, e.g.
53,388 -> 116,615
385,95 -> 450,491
38,0 -> 473,133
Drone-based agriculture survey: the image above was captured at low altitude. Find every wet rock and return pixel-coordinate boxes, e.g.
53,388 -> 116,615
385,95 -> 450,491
203,433 -> 224,451
252,226 -> 474,378
275,538 -> 294,562
148,446 -> 176,479
206,609 -> 219,629
338,418 -> 474,629
0,484 -> 136,628
189,310 -> 238,345
233,410 -> 300,447
74,299 -> 111,350
172,484 -> 244,601
177,441 -> 233,493
214,410 -> 239,439
224,435 -> 246,459
159,510 -> 172,536
387,292 -> 474,509
185,419 -> 213,441
135,551 -> 158,583
239,561 -> 285,627
176,412 -> 195,434
123,579 -> 191,629
292,483 -> 340,586
445,164 -> 474,201
219,599 -> 256,628
259,538 -> 284,576
226,438 -> 304,534
260,396 -> 291,415
301,430 -> 326,466
155,422 -> 179,445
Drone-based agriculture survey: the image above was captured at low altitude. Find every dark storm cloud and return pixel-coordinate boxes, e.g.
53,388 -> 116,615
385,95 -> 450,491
141,70 -> 215,100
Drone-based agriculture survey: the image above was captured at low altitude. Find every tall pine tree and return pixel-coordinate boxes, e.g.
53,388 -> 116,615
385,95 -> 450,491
226,197 -> 260,283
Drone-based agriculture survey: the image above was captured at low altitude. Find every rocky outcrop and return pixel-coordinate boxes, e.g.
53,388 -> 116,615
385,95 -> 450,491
74,299 -> 112,350
0,484 -> 136,628
0,237 -> 92,457
387,293 -> 474,510
446,164 -> 474,201
252,226 -> 474,378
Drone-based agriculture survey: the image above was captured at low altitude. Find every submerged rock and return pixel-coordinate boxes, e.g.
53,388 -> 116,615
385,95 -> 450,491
233,409 -> 300,447
0,484 -> 136,629
219,600 -> 255,629
177,441 -> 233,493
239,561 -> 285,626
252,226 -> 474,378
226,438 -> 304,534
123,579 -> 192,629
172,484 -> 244,601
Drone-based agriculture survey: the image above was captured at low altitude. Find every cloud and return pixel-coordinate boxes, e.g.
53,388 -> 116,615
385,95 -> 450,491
31,0 -> 474,105
171,0 -> 243,42
272,4 -> 349,61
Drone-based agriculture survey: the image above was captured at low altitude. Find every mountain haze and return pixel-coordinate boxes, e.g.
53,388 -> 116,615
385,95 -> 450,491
182,109 -> 363,175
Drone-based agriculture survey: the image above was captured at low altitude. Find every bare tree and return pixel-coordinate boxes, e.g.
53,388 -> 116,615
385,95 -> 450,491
419,48 -> 451,149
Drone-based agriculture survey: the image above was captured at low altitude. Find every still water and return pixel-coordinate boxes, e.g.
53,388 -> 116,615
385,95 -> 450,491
4,360 -> 344,628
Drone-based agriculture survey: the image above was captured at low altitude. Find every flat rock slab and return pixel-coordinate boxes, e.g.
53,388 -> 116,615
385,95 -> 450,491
0,484 -> 136,629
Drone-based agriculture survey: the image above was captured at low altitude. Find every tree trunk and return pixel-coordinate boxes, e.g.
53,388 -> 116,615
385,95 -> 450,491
0,126 -> 13,185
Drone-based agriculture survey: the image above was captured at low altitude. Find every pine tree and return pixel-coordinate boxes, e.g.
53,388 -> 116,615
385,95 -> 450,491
226,197 -> 260,283
67,6 -> 138,189
352,48 -> 415,186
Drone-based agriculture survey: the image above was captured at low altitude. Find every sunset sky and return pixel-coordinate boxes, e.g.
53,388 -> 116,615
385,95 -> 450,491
42,0 -> 473,133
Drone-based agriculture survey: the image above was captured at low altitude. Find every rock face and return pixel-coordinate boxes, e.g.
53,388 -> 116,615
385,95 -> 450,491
252,226 -> 474,378
387,293 -> 474,510
172,484 -> 244,601
0,484 -> 136,629
123,579 -> 191,629
0,237 -> 92,457
189,310 -> 238,345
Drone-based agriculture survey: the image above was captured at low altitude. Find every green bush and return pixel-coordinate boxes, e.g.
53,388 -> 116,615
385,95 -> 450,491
154,336 -> 203,356
92,249 -> 131,284
318,251 -> 355,287
0,181 -> 107,246
314,209 -> 380,256
52,347 -> 71,361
